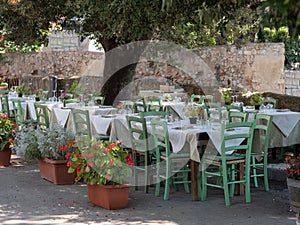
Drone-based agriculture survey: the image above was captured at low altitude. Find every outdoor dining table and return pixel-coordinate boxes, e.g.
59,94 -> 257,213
108,115 -> 247,200
247,109 -> 300,148
1,97 -> 61,121
50,105 -> 116,130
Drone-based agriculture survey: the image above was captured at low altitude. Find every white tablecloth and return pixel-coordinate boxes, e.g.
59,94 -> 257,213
263,111 -> 300,137
109,116 -> 246,163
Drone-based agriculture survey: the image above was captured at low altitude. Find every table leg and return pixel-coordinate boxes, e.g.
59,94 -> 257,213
235,162 -> 245,195
190,160 -> 199,201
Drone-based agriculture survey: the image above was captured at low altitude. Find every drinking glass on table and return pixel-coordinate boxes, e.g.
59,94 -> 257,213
52,90 -> 57,102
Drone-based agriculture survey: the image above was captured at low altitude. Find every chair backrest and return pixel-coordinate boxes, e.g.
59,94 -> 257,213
71,108 -> 92,139
63,98 -> 79,107
150,119 -> 171,158
139,111 -> 167,122
148,97 -> 163,111
221,121 -> 255,158
94,96 -> 105,106
203,95 -> 214,103
191,94 -> 204,104
133,96 -> 147,113
11,99 -> 25,126
127,115 -> 149,153
225,105 -> 243,112
253,114 -> 273,155
0,95 -> 12,118
228,111 -> 249,122
262,97 -> 278,109
34,103 -> 50,130
205,102 -> 222,121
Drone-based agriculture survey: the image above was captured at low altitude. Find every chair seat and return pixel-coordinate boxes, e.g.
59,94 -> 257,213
205,153 -> 246,165
160,152 -> 190,160
95,134 -> 110,140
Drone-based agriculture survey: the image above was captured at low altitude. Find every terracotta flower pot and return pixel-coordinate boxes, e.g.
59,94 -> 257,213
87,184 -> 130,210
38,158 -> 75,185
0,145 -> 12,166
287,178 -> 300,213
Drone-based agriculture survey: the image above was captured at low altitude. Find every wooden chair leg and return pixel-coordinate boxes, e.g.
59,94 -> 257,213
155,162 -> 161,197
251,156 -> 259,188
263,157 -> 269,191
201,162 -> 207,201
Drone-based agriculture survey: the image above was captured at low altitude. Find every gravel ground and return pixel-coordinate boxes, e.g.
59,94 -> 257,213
0,155 -> 297,225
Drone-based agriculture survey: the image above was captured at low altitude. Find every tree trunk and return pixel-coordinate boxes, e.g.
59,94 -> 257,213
99,38 -> 146,105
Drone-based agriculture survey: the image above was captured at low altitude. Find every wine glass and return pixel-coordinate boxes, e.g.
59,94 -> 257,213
58,90 -> 64,102
231,96 -> 235,105
52,90 -> 57,102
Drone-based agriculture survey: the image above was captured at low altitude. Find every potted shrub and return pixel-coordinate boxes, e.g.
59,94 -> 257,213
249,92 -> 262,110
16,83 -> 29,97
218,87 -> 232,105
14,123 -> 76,184
67,138 -> 134,210
0,113 -> 16,166
67,82 -> 85,98
285,155 -> 300,214
183,103 -> 203,124
35,88 -> 44,101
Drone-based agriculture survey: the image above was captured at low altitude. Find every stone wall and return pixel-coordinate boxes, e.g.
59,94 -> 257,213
285,70 -> 300,96
0,42 -> 288,97
134,43 -> 285,96
0,51 -> 105,93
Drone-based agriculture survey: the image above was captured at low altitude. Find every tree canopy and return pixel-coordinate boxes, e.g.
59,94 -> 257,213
1,0 -> 299,102
0,0 -> 265,51
1,0 -> 299,51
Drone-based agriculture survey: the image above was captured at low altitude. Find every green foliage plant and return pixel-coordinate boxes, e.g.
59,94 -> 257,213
14,125 -> 42,160
16,83 -> 29,94
14,123 -> 75,161
249,92 -> 262,106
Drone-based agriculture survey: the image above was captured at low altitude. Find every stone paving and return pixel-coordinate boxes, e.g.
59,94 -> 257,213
0,155 -> 298,225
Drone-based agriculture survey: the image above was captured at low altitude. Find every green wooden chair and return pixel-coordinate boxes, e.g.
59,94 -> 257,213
133,96 -> 147,113
191,94 -> 204,104
204,102 -> 222,122
228,111 -> 249,123
94,96 -> 105,106
127,115 -> 155,193
262,97 -> 278,109
71,108 -> 92,139
148,97 -> 163,112
11,99 -> 36,131
0,95 -> 14,120
250,114 -> 273,191
200,121 -> 255,206
34,103 -> 50,130
71,108 -> 109,141
150,119 -> 191,200
225,105 -> 243,112
63,98 -> 79,107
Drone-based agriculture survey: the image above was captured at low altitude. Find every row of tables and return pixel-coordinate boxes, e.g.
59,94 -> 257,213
2,97 -> 300,200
